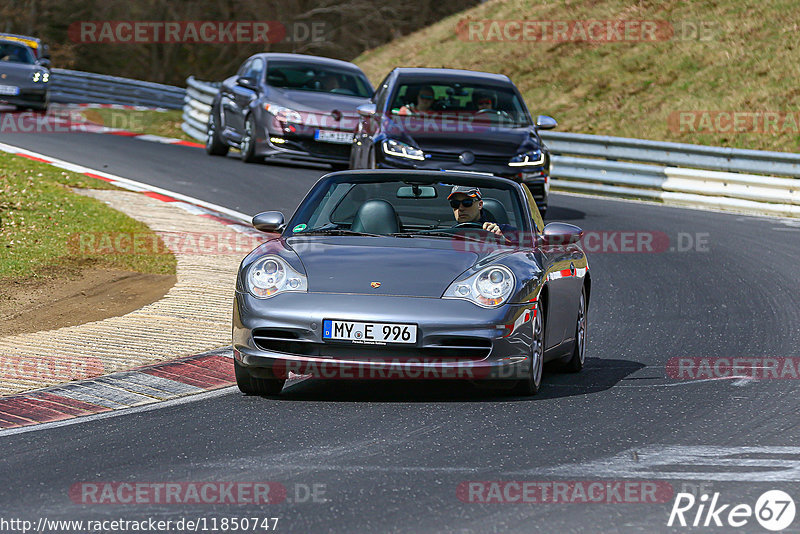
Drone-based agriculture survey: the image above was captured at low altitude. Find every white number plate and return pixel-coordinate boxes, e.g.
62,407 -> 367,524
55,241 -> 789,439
314,129 -> 352,144
0,85 -> 20,96
323,320 -> 417,344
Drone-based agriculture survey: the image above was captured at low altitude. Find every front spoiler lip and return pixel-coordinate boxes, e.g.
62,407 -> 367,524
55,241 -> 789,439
235,347 -> 530,380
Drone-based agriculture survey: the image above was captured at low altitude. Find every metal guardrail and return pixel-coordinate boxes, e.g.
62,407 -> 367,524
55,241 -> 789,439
50,69 -> 185,109
181,76 -> 218,142
180,76 -> 799,217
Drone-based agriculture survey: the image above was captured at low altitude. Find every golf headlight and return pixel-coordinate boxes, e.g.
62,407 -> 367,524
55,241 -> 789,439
443,265 -> 515,308
509,150 -> 545,167
264,104 -> 302,124
247,255 -> 307,298
382,139 -> 425,161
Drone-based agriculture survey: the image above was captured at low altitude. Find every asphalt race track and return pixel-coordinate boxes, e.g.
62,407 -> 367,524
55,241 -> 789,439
2,131 -> 800,533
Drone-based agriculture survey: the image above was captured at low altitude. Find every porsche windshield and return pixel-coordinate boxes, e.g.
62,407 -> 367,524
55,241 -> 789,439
288,178 -> 528,236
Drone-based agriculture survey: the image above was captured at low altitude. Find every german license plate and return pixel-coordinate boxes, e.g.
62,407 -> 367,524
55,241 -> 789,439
314,129 -> 352,144
0,85 -> 20,96
323,320 -> 417,344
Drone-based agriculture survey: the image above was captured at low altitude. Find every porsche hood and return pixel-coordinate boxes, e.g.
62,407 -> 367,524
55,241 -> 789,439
288,237 -> 480,297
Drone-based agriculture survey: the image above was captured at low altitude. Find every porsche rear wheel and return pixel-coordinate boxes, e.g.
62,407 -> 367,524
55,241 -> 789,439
234,360 -> 285,396
562,287 -> 587,372
512,301 -> 544,396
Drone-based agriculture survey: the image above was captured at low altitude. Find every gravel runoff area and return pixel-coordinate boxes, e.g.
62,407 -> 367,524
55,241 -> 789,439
0,190 -> 252,396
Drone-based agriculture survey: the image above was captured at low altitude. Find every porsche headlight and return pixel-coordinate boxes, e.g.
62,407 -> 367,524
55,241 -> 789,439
247,255 -> 307,298
382,139 -> 425,161
443,265 -> 515,308
509,150 -> 545,167
264,103 -> 302,123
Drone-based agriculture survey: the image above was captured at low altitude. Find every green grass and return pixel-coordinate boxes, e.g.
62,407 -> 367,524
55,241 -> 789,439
355,0 -> 800,152
81,108 -> 194,142
0,152 -> 176,279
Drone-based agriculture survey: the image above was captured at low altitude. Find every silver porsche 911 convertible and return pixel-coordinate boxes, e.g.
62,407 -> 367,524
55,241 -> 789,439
233,170 -> 590,396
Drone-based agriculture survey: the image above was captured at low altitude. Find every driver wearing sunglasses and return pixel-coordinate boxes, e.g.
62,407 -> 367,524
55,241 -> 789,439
448,186 -> 509,237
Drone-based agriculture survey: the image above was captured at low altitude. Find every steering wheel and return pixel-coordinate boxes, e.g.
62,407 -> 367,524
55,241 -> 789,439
454,222 -> 484,229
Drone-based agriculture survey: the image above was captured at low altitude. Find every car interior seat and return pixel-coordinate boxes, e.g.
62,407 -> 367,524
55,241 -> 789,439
351,199 -> 400,234
481,198 -> 510,225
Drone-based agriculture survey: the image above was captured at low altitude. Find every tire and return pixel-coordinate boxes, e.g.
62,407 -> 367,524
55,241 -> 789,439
205,103 -> 229,156
562,286 -> 587,372
511,300 -> 545,395
240,115 -> 259,163
234,359 -> 285,396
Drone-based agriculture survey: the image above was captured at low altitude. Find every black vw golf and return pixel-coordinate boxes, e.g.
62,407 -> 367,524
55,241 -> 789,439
206,53 -> 373,167
350,68 -> 556,216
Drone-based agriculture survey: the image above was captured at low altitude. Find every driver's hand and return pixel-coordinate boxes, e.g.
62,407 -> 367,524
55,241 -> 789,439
482,222 -> 502,236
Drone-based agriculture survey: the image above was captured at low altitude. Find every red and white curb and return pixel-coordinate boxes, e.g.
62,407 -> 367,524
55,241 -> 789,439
0,349 -> 236,431
0,142 -> 275,427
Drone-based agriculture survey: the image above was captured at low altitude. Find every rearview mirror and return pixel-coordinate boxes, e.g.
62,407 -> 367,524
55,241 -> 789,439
536,115 -> 558,130
252,211 -> 284,233
396,185 -> 437,199
538,222 -> 583,247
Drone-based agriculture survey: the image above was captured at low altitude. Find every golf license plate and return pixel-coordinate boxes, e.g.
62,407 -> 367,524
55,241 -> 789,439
314,129 -> 352,144
323,320 -> 417,344
0,85 -> 20,96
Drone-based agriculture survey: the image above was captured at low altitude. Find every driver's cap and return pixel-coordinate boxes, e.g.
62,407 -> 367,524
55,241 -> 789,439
448,185 -> 482,200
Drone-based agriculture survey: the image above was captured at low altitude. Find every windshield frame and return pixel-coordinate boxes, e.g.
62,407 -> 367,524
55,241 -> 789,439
284,172 -> 534,239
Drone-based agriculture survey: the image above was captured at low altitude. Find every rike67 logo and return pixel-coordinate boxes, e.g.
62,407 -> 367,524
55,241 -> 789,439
668,490 -> 796,531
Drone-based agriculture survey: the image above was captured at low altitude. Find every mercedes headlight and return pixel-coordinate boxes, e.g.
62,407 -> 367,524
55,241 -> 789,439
509,150 -> 545,167
443,265 -> 515,308
264,103 -> 302,124
382,139 -> 425,161
247,255 -> 307,298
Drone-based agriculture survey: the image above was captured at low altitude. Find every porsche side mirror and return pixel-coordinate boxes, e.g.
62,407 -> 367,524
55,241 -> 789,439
252,211 -> 284,233
356,103 -> 376,117
538,222 -> 583,247
536,115 -> 558,130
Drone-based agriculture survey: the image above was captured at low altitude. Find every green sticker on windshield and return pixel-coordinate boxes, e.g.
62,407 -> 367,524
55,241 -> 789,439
292,224 -> 307,233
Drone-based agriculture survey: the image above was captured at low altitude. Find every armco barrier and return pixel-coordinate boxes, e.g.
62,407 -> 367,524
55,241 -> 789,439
181,76 -> 219,141
49,69 -> 185,109
180,76 -> 800,217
